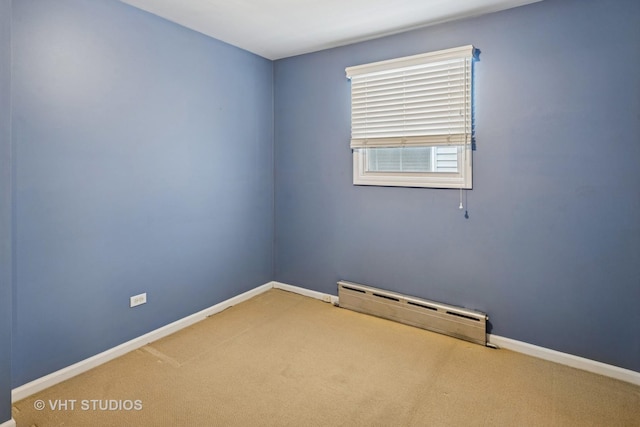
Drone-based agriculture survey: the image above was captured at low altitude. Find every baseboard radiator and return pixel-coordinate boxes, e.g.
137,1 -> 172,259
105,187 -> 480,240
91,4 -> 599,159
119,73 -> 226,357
338,281 -> 488,346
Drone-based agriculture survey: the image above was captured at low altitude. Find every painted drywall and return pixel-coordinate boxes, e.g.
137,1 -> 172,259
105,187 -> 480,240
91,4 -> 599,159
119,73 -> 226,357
0,0 -> 12,421
12,0 -> 274,386
274,0 -> 640,372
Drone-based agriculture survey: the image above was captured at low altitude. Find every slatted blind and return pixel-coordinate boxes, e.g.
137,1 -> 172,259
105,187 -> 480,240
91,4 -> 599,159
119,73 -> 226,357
346,45 -> 475,149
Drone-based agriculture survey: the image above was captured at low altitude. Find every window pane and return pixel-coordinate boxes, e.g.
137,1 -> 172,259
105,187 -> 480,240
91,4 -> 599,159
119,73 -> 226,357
367,147 -> 431,172
434,146 -> 458,173
365,147 -> 459,173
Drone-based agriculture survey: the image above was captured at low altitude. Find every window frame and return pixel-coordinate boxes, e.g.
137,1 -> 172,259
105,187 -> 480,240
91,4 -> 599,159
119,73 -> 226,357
353,145 -> 472,188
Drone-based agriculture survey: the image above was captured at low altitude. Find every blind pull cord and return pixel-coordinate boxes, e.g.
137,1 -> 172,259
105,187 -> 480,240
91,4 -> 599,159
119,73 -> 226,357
460,188 -> 469,219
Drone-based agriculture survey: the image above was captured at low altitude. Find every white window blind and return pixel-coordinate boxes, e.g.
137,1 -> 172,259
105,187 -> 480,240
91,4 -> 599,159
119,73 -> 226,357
346,45 -> 476,149
346,45 -> 476,189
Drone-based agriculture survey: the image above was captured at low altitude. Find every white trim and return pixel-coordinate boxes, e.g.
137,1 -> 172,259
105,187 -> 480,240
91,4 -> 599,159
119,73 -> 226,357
272,281 -> 339,305
11,282 -> 274,402
0,418 -> 16,427
488,334 -> 640,386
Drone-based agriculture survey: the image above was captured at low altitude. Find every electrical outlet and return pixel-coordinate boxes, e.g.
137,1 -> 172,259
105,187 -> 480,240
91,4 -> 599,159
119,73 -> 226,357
130,293 -> 147,308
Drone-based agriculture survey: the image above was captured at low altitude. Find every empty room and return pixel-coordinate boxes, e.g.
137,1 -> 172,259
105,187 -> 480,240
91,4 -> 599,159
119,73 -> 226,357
0,0 -> 639,426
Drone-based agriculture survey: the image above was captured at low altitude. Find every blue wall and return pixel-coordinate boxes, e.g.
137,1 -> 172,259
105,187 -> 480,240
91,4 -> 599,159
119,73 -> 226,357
274,0 -> 640,372
0,0 -> 12,421
11,0 -> 274,386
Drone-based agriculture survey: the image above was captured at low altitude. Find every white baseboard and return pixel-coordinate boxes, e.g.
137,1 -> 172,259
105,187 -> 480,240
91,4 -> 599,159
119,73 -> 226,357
272,281 -> 339,305
488,334 -> 640,386
0,418 -> 16,427
12,282 -> 273,402
11,281 -> 639,403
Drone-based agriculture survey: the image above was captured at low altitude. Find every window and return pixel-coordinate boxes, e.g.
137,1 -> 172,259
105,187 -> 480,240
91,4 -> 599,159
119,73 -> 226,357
346,45 -> 477,189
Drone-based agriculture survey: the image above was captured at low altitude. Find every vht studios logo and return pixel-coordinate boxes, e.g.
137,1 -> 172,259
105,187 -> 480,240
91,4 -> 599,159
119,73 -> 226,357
34,399 -> 143,411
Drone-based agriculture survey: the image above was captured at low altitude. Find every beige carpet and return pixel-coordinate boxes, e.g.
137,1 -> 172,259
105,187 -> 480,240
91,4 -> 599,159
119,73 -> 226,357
13,289 -> 640,426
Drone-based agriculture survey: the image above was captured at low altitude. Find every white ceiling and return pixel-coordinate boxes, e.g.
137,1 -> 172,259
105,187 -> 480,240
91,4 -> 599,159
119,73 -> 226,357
119,0 -> 542,60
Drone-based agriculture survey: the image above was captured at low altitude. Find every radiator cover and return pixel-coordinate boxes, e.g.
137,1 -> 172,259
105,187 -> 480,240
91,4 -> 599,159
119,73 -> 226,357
338,281 -> 487,346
